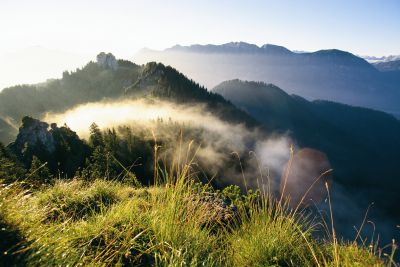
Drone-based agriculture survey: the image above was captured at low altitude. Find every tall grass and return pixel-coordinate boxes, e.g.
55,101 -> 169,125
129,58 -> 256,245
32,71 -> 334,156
0,141 -> 397,266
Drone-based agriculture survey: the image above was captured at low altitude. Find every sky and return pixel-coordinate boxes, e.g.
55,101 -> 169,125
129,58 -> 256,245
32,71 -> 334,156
0,0 -> 399,89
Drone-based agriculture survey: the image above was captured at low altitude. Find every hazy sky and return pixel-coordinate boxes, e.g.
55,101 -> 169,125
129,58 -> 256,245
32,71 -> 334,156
0,0 -> 399,89
1,0 -> 399,57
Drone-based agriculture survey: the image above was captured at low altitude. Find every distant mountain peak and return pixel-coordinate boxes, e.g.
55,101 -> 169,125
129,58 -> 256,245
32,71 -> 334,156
260,44 -> 293,54
312,49 -> 354,57
309,49 -> 373,68
165,42 -> 291,54
222,41 -> 259,49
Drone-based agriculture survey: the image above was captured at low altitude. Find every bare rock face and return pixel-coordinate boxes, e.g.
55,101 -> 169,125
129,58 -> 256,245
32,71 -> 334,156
9,117 -> 89,176
11,116 -> 55,154
96,52 -> 118,71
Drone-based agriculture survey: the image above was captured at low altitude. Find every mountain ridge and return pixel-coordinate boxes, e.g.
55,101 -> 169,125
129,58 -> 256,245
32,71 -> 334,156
145,42 -> 373,68
0,55 -> 259,145
213,79 -> 400,232
134,42 -> 400,117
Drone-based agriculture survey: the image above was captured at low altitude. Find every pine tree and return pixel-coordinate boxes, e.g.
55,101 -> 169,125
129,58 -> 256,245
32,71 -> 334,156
89,123 -> 103,148
89,146 -> 108,179
28,156 -> 53,185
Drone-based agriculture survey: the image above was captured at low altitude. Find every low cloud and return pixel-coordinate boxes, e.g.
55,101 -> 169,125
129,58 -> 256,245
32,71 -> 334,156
45,98 -> 293,190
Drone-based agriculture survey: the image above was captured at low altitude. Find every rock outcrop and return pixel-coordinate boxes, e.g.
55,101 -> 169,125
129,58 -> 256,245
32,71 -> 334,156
96,52 -> 118,70
10,116 -> 55,154
8,117 -> 90,176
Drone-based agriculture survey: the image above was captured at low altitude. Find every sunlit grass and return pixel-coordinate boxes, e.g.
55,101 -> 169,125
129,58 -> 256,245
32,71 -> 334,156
0,143 -> 397,266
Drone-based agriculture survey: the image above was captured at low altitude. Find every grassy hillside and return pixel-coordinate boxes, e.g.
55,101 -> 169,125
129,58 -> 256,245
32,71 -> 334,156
0,149 -> 396,266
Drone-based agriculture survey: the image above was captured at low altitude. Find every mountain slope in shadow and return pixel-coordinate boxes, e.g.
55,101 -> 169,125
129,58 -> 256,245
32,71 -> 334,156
214,79 -> 400,240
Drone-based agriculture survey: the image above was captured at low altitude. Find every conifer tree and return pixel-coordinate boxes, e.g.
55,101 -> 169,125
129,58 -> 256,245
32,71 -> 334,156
28,156 -> 53,185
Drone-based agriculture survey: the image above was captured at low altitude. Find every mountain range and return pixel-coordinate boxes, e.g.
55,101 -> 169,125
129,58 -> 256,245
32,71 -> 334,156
134,42 -> 400,118
0,52 -> 399,242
